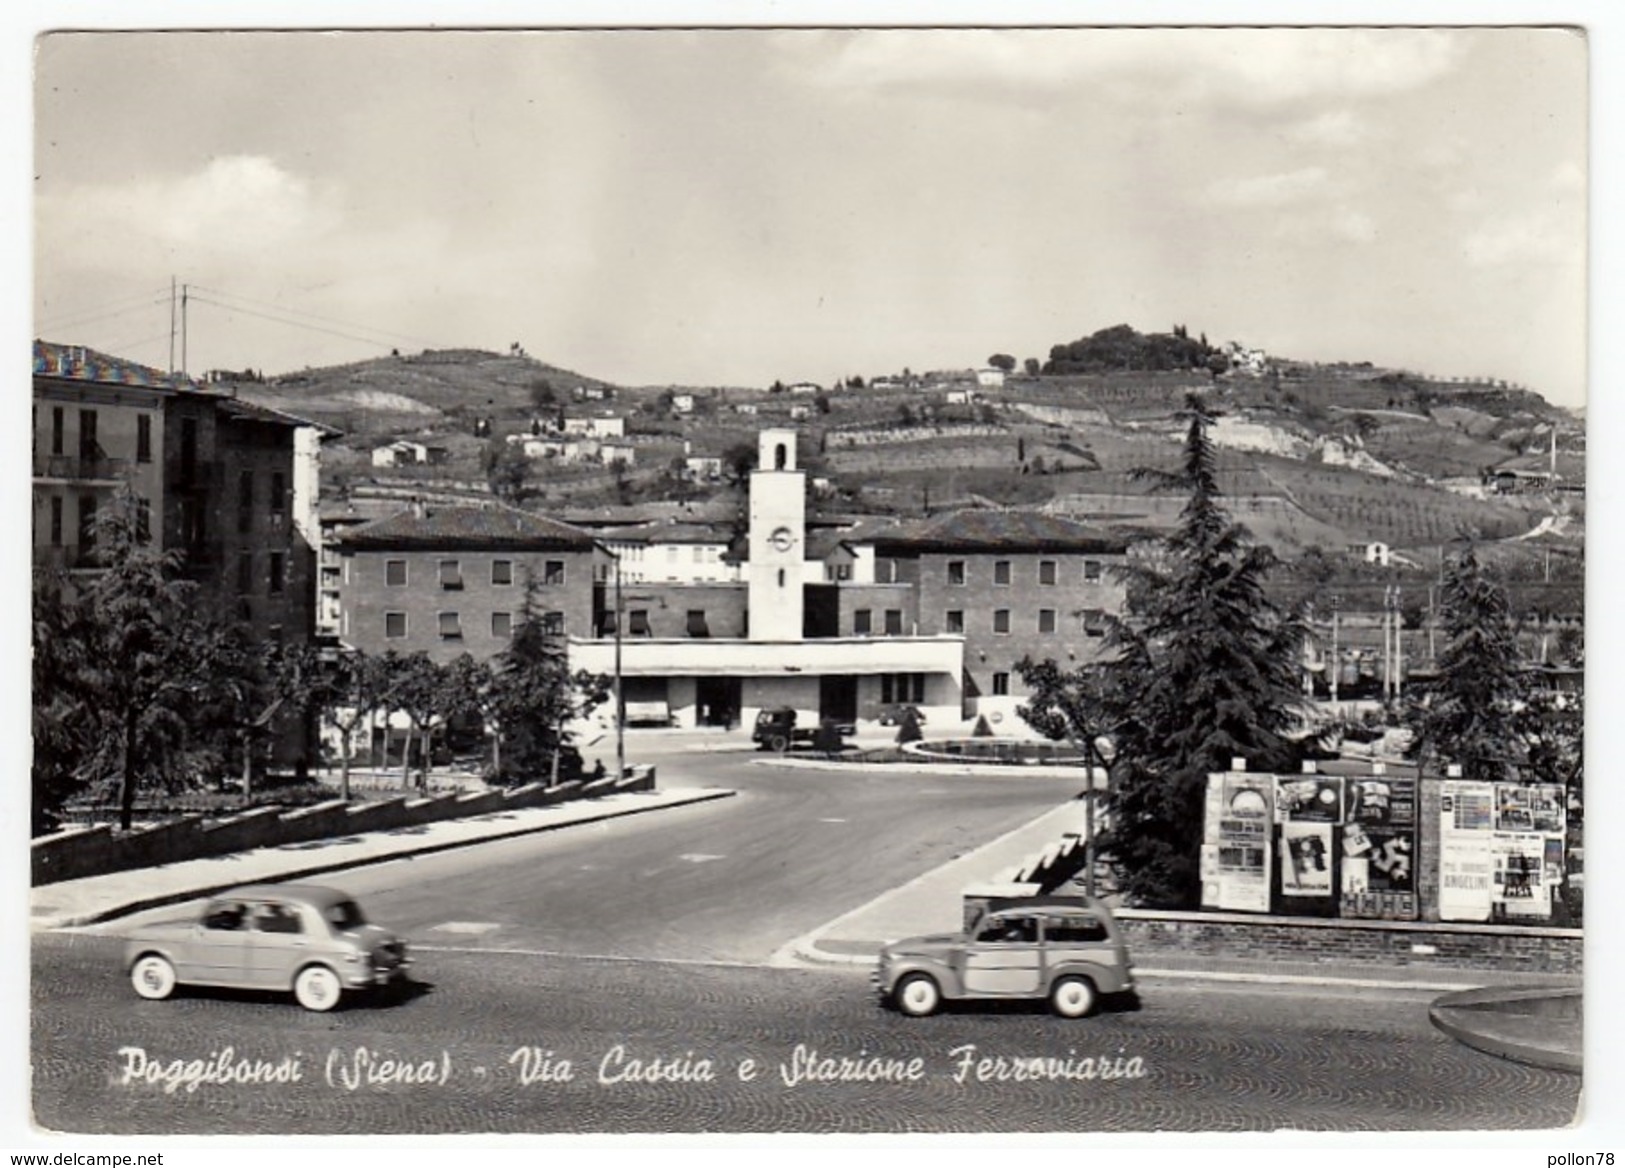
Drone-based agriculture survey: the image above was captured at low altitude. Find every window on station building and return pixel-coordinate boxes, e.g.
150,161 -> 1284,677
1038,608 -> 1057,633
386,559 -> 407,587
49,496 -> 63,546
237,552 -> 254,594
1039,560 -> 1057,585
883,609 -> 903,635
544,560 -> 566,585
881,673 -> 925,704
628,610 -> 651,637
1083,609 -> 1106,637
993,609 -> 1011,634
237,470 -> 254,534
270,472 -> 287,522
992,672 -> 1010,696
385,612 -> 407,639
542,611 -> 566,636
268,552 -> 285,595
491,611 -> 512,639
947,560 -> 966,585
438,611 -> 462,641
945,609 -> 964,633
439,559 -> 463,590
853,609 -> 872,636
136,415 -> 152,463
492,559 -> 513,586
686,610 -> 710,638
1085,560 -> 1102,583
993,560 -> 1011,586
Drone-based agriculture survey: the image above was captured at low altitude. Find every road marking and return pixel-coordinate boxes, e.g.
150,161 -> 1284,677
818,818 -> 847,824
430,921 -> 501,935
678,853 -> 725,863
413,943 -> 773,970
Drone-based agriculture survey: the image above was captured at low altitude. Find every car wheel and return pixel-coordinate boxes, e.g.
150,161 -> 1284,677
894,973 -> 941,1018
130,954 -> 177,1001
1050,975 -> 1097,1019
294,965 -> 344,1013
768,733 -> 789,753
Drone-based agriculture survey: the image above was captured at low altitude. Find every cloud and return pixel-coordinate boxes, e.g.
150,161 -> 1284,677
40,155 -> 338,266
1287,110 -> 1372,148
779,28 -> 1467,107
1206,167 -> 1329,208
1328,208 -> 1379,244
1463,209 -> 1581,268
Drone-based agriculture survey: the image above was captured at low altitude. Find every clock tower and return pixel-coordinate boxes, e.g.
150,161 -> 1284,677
748,428 -> 805,640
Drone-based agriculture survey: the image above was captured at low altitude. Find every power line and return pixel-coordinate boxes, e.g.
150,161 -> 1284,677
36,292 -> 171,334
185,293 -> 418,354
186,284 -> 442,351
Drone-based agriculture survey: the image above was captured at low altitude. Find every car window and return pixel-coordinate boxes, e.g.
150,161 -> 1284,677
252,902 -> 304,935
203,901 -> 247,932
975,916 -> 1038,945
324,901 -> 367,930
1045,918 -> 1110,944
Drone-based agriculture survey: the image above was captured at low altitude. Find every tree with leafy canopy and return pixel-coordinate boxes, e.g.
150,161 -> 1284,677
482,438 -> 532,502
490,575 -> 610,786
1401,547 -> 1529,784
1018,393 -> 1309,907
31,566 -> 98,833
316,649 -> 392,801
55,488 -> 230,830
383,651 -> 450,789
988,354 -> 1016,373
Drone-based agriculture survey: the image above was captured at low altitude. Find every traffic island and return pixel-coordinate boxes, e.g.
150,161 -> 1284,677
1427,985 -> 1583,1073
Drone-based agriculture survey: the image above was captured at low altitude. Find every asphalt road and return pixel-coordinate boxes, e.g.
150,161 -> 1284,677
29,744 -> 1584,1135
32,937 -> 1581,1135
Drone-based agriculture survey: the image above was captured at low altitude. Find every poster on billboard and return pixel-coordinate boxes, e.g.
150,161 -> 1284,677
1344,776 -> 1417,827
1275,776 -> 1344,822
1281,822 -> 1334,896
1439,780 -> 1495,922
1204,773 -> 1274,913
1490,832 -> 1547,917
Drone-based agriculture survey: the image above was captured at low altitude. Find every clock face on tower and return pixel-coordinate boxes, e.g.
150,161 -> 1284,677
769,526 -> 796,553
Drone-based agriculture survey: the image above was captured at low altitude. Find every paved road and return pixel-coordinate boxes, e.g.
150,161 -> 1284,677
30,745 -> 1583,1135
105,749 -> 1078,965
32,936 -> 1580,1135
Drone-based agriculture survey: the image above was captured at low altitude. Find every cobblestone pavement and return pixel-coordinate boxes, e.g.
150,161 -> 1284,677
32,934 -> 1581,1136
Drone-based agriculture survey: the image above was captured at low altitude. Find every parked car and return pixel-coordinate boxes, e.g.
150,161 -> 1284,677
124,883 -> 412,1012
751,706 -> 856,752
872,895 -> 1138,1019
876,704 -> 925,727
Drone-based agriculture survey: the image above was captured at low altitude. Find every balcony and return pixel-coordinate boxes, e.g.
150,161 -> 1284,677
565,634 -> 965,678
32,454 -> 132,484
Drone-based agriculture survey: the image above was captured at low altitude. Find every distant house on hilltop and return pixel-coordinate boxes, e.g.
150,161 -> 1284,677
371,440 -> 449,468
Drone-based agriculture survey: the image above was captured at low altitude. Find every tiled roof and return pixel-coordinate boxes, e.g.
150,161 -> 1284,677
215,396 -> 318,430
340,505 -> 598,550
864,509 -> 1128,554
34,339 -> 196,390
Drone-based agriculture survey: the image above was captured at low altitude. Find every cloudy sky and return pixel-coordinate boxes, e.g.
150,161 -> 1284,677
31,24 -> 1588,407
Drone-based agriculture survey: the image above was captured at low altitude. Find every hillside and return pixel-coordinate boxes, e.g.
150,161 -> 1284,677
211,339 -> 1583,575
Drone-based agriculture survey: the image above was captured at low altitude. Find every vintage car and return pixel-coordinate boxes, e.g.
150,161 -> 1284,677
124,883 -> 411,1012
872,895 -> 1137,1019
751,706 -> 855,752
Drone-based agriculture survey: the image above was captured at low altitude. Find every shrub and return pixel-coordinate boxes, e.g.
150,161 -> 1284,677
972,714 -> 994,738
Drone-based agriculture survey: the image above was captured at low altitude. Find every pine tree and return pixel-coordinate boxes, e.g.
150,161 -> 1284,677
1019,394 -> 1307,907
1404,547 -> 1528,782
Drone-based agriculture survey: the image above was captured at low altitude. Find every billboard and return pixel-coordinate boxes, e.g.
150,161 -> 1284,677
1439,780 -> 1496,922
1338,776 -> 1418,919
1202,773 -> 1274,913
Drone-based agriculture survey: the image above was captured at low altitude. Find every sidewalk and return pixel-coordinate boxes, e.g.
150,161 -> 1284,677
31,786 -> 736,930
786,799 -> 1586,995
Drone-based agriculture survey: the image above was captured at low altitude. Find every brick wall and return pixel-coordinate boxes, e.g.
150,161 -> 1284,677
341,546 -> 596,663
1116,908 -> 1582,974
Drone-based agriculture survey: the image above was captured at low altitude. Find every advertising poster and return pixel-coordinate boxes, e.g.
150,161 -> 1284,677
1490,832 -> 1547,917
1345,777 -> 1417,827
1281,822 -> 1334,896
1205,773 -> 1274,913
1275,776 -> 1344,822
1438,780 -> 1495,922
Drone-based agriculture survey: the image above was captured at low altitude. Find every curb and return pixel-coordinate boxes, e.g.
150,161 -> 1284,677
787,936 -> 1562,992
1427,986 -> 1583,1073
34,788 -> 738,930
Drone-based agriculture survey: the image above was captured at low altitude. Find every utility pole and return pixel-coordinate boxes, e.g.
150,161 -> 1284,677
180,283 -> 190,376
1329,594 -> 1341,707
613,553 -> 625,782
168,276 -> 177,374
